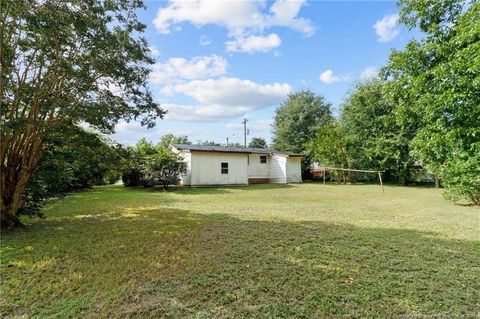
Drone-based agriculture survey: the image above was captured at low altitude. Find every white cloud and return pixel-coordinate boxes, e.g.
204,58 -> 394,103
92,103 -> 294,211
148,46 -> 160,57
319,69 -> 339,84
162,78 -> 292,121
153,0 -> 314,53
226,33 -> 281,53
165,104 -> 254,122
149,55 -> 227,85
110,120 -> 199,145
226,118 -> 273,132
200,35 -> 211,46
267,0 -> 314,36
154,0 -> 313,36
319,69 -> 352,84
374,14 -> 400,42
162,77 -> 291,107
360,67 -> 378,80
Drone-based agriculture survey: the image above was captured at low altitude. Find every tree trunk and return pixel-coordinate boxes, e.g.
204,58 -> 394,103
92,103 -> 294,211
1,164 -> 32,229
434,175 -> 440,188
1,134 -> 44,230
0,203 -> 23,229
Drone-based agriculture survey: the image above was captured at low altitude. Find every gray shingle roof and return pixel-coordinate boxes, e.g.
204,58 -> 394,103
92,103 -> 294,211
171,144 -> 302,157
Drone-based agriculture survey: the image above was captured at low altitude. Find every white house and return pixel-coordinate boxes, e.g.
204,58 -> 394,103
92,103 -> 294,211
170,144 -> 302,186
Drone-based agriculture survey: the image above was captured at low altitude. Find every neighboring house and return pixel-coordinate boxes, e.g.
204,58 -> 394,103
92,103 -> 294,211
170,144 -> 302,186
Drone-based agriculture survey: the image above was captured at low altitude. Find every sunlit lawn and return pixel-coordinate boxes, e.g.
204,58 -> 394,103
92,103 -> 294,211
1,183 -> 479,318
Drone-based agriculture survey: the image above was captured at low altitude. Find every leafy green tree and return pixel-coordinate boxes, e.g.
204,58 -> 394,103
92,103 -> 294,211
121,139 -> 156,187
158,134 -> 191,149
272,91 -> 332,154
384,0 -> 480,203
308,121 -> 349,169
1,0 -> 164,228
441,152 -> 480,205
307,120 -> 353,183
341,79 -> 415,183
134,138 -> 157,157
248,137 -> 268,149
142,148 -> 187,190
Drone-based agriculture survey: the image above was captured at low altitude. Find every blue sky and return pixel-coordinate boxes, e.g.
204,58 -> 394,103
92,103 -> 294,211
111,0 -> 415,146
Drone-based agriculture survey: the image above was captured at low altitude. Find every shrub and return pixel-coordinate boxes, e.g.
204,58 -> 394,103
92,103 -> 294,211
122,169 -> 143,187
142,149 -> 187,190
441,152 -> 480,205
21,124 -> 123,217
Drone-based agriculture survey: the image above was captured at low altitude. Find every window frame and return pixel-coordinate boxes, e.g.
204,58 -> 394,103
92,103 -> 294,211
221,162 -> 229,174
260,155 -> 267,164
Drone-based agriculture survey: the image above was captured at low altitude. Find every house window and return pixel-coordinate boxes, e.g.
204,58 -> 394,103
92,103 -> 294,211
221,162 -> 229,174
260,156 -> 267,164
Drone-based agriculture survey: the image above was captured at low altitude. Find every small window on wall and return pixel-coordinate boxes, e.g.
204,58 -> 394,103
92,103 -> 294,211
221,162 -> 229,174
260,156 -> 267,164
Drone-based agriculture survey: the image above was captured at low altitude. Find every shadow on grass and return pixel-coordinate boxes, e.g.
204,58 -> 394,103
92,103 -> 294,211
307,181 -> 442,191
1,207 -> 479,318
163,183 -> 296,196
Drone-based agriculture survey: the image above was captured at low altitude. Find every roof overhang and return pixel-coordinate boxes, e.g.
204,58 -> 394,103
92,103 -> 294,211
170,144 -> 302,157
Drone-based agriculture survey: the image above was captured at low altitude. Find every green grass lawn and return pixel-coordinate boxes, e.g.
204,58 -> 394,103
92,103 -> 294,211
1,184 -> 479,318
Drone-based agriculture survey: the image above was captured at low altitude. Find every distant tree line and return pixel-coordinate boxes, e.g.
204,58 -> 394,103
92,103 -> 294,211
248,137 -> 268,149
271,0 -> 479,205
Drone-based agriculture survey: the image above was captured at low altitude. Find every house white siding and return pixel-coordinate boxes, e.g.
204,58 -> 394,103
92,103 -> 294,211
247,154 -> 270,179
180,151 -> 192,185
170,144 -> 302,186
269,155 -> 287,183
286,157 -> 302,183
190,151 -> 248,185
171,149 -> 192,185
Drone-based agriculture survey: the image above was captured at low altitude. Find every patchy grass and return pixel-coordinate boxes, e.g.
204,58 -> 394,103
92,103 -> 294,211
1,184 -> 479,318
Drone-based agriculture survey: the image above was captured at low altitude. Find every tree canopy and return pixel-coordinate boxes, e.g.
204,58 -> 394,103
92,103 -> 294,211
142,148 -> 187,190
305,0 -> 479,204
248,137 -> 268,149
384,0 -> 479,203
158,134 -> 191,149
307,120 -> 349,169
122,140 -> 186,190
341,79 -> 415,183
272,91 -> 332,154
200,140 -> 223,146
1,0 -> 164,228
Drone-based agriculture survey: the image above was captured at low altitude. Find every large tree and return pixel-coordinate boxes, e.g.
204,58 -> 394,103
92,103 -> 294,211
341,79 -> 416,183
0,0 -> 165,228
384,0 -> 479,203
272,91 -> 332,154
307,120 -> 349,169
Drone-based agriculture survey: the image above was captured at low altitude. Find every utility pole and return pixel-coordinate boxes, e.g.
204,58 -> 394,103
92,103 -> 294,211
226,137 -> 229,147
241,118 -> 248,147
